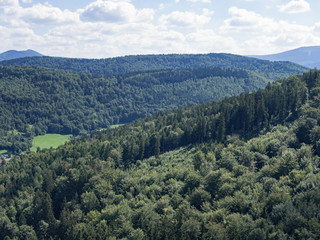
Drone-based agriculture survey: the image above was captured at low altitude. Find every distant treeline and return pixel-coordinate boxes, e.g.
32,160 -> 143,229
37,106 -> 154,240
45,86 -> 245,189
0,52 -> 307,76
82,70 -> 309,168
0,65 -> 286,154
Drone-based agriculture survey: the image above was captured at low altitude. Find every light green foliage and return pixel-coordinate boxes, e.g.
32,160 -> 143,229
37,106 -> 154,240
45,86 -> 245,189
109,124 -> 125,129
30,134 -> 72,152
0,70 -> 320,239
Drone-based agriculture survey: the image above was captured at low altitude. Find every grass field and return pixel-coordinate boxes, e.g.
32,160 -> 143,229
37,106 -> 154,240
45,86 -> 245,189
31,134 -> 72,152
30,125 -> 123,152
97,124 -> 125,132
110,124 -> 124,129
0,150 -> 7,154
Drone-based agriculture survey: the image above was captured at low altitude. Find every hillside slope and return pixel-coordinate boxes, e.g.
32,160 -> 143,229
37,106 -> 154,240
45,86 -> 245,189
250,46 -> 320,69
0,65 -> 278,153
0,49 -> 43,61
0,53 -> 308,154
0,52 -> 308,76
0,70 -> 320,239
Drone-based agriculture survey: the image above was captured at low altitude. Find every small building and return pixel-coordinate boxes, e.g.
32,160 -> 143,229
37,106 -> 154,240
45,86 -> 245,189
0,153 -> 12,164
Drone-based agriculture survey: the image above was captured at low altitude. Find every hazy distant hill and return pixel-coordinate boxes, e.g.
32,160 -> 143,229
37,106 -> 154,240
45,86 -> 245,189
0,49 -> 43,61
250,46 -> 320,69
0,52 -> 308,77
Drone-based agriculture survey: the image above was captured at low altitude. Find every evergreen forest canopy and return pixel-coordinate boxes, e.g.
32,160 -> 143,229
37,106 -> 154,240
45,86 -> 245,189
0,53 -> 307,76
0,54 -> 307,154
0,70 -> 320,239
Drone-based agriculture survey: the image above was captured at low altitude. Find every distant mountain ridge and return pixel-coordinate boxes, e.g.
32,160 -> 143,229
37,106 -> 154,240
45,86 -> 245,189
250,46 -> 320,69
0,49 -> 43,61
0,51 -> 308,154
0,52 -> 308,77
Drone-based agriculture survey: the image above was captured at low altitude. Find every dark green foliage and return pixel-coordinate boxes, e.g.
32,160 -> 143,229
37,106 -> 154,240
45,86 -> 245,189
0,64 -> 295,154
189,188 -> 211,209
0,70 -> 320,239
0,66 -> 271,154
0,53 -> 308,76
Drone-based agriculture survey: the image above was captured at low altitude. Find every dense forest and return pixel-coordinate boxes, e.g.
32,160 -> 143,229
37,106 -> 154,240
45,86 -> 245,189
0,53 -> 307,76
0,61 -> 305,154
0,70 -> 320,239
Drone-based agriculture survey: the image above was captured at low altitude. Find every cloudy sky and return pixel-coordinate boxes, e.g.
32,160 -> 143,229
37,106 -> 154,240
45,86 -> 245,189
0,0 -> 319,58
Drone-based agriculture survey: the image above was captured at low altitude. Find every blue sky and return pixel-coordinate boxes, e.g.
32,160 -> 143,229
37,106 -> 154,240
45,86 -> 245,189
0,0 -> 319,58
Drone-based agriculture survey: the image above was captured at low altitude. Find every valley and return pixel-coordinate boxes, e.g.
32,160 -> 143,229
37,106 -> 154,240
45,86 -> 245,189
0,69 -> 319,239
1,0 -> 319,238
30,134 -> 72,152
0,49 -> 319,240
0,53 -> 307,154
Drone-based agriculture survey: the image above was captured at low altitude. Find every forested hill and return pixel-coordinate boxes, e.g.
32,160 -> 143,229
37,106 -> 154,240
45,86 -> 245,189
1,70 -> 320,239
0,52 -> 308,154
0,52 -> 308,76
0,65 -> 281,153
0,49 -> 42,61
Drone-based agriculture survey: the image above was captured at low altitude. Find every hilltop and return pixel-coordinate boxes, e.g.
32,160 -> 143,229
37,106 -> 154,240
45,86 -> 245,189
0,52 -> 307,76
0,49 -> 43,61
250,46 -> 320,69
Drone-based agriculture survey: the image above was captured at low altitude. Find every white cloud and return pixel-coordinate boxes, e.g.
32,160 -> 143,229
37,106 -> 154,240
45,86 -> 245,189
0,0 -> 318,58
137,8 -> 155,22
314,22 -> 320,32
186,29 -> 239,53
21,0 -> 32,3
222,7 -> 275,33
278,0 -> 310,14
19,3 -> 78,25
43,21 -> 190,57
80,0 -> 136,22
0,25 -> 44,50
242,30 -> 320,55
79,0 -> 154,23
0,2 -> 78,26
159,9 -> 212,28
222,6 -> 313,35
0,0 -> 18,7
187,0 -> 211,3
221,6 -> 318,54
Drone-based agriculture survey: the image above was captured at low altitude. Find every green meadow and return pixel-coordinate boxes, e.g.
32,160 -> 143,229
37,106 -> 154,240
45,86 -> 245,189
110,124 -> 124,129
31,134 -> 72,152
31,126 -> 123,152
0,150 -> 7,154
97,124 -> 125,132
